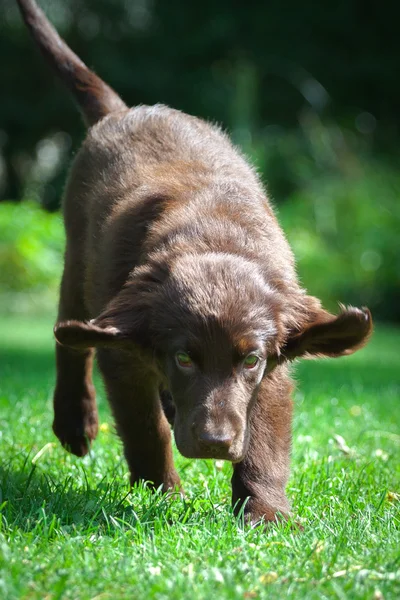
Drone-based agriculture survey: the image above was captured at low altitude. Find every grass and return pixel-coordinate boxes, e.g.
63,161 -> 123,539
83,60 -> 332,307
0,314 -> 399,599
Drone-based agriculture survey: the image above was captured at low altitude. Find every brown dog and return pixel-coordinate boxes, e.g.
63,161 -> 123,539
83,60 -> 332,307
18,0 -> 372,525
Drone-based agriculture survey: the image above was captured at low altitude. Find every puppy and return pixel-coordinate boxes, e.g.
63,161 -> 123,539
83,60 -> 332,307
17,0 -> 372,525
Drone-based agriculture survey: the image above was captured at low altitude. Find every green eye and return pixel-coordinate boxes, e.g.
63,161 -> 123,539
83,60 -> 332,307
176,352 -> 193,368
244,354 -> 259,369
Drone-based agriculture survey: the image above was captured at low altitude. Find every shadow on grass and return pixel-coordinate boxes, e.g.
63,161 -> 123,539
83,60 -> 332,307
0,347 -> 54,384
0,345 -> 104,401
295,358 -> 399,392
0,461 -> 217,536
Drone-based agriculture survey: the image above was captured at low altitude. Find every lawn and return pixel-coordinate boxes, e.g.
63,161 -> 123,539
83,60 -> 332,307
0,314 -> 399,599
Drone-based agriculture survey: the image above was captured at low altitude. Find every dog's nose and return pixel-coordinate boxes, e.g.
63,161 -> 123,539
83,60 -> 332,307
196,430 -> 234,449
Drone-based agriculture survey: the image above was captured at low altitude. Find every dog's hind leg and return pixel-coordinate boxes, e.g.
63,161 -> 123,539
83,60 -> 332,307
52,246 -> 98,457
98,349 -> 181,493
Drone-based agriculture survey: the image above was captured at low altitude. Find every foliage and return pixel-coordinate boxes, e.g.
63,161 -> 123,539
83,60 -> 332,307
1,0 -> 400,202
278,165 -> 400,321
0,316 -> 399,599
0,202 -> 64,313
1,0 -> 399,321
253,114 -> 400,321
1,152 -> 399,321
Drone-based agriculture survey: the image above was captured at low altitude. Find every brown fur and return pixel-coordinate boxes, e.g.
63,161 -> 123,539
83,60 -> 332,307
18,0 -> 372,525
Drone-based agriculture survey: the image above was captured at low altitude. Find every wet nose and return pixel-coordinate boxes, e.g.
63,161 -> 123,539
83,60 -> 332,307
196,430 -> 234,449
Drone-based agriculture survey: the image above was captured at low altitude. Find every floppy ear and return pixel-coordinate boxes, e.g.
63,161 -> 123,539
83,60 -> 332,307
54,261 -> 170,350
54,280 -> 151,350
54,319 -> 129,349
277,306 -> 372,363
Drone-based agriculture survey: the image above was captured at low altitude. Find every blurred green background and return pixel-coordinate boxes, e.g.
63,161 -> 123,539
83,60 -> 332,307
0,0 -> 399,321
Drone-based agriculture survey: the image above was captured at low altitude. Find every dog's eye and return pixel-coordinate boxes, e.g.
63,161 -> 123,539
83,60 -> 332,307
243,354 -> 259,369
176,351 -> 193,369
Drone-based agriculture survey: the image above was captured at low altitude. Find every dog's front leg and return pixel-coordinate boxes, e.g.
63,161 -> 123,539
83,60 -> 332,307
231,372 -> 293,526
53,248 -> 98,457
97,349 -> 181,493
53,344 -> 98,456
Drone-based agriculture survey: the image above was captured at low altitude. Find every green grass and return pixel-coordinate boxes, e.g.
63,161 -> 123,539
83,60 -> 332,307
0,315 -> 399,599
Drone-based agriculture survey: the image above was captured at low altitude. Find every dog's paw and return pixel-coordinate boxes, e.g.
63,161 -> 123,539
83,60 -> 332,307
52,412 -> 98,457
129,468 -> 182,495
235,497 -> 302,530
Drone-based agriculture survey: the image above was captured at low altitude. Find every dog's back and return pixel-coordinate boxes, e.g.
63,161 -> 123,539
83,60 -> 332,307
64,104 -> 296,313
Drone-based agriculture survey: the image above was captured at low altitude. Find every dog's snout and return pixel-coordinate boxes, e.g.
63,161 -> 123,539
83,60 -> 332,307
196,430 -> 234,449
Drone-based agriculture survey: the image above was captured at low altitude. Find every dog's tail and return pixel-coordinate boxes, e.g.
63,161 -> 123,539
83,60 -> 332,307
16,0 -> 127,126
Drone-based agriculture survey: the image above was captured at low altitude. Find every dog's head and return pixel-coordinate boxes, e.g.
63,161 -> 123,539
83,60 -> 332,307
55,253 -> 372,462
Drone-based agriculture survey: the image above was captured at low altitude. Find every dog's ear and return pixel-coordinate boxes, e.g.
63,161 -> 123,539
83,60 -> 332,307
55,262 -> 169,350
269,305 -> 372,368
54,319 -> 128,349
54,282 -> 151,350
